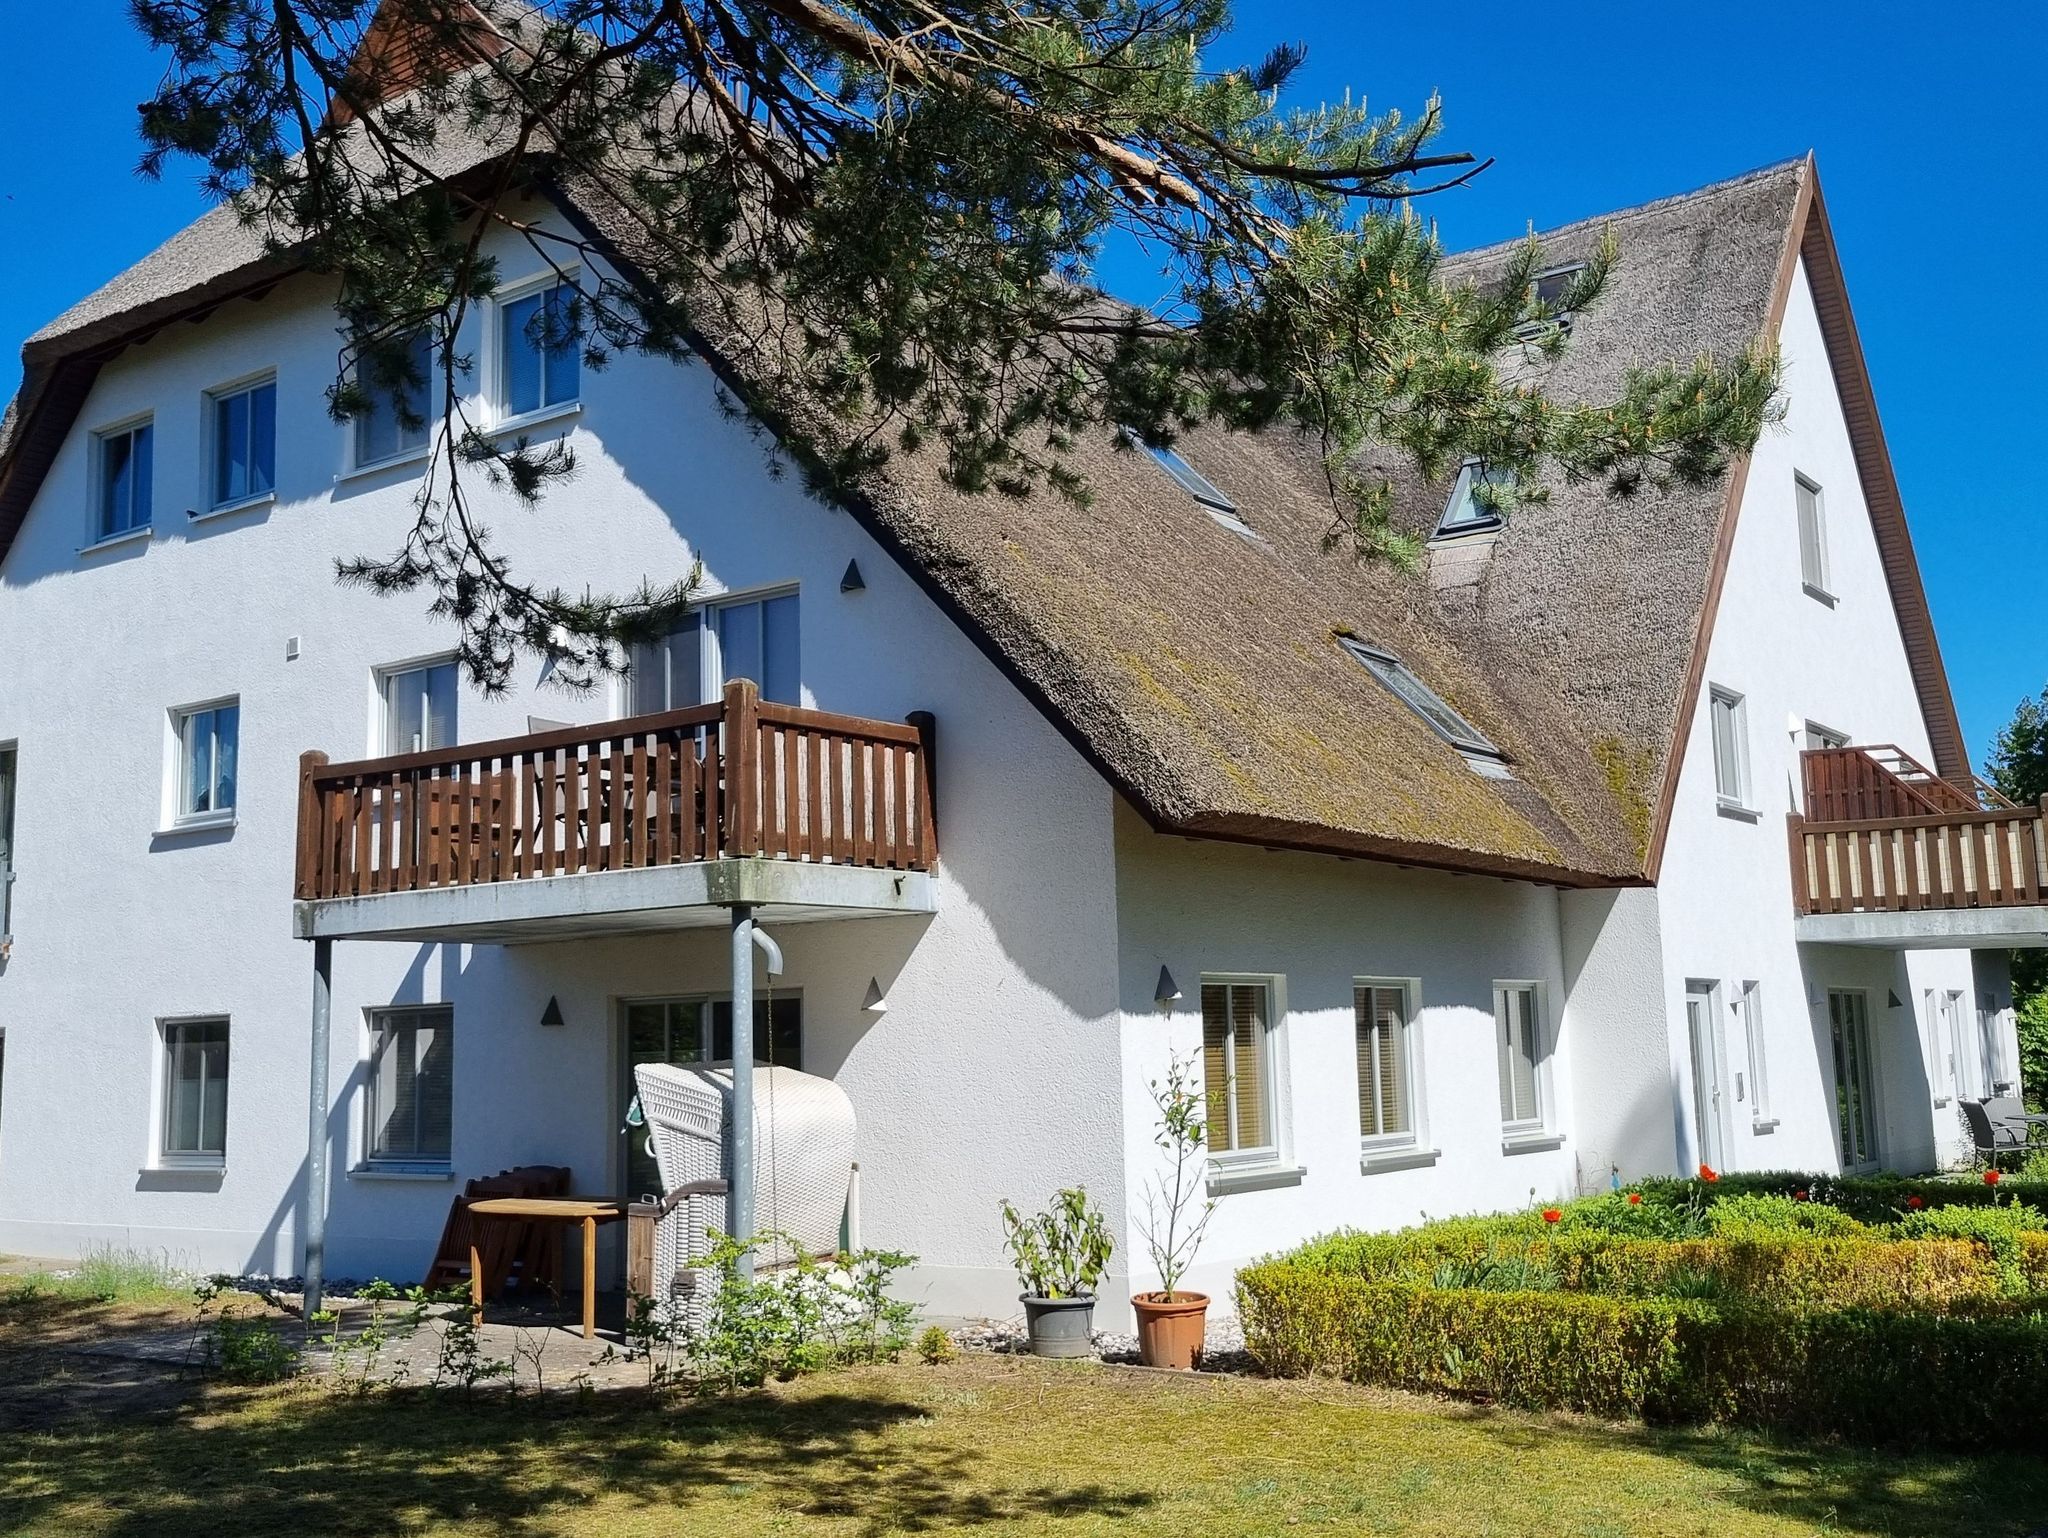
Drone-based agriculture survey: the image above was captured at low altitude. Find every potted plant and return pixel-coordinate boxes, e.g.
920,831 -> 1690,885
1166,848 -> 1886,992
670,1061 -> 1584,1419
1133,1055 -> 1220,1368
999,1186 -> 1112,1358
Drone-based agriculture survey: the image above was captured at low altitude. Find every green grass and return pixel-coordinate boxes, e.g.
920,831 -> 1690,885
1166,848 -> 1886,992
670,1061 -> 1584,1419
3,1352 -> 2045,1537
2,1245 -> 190,1308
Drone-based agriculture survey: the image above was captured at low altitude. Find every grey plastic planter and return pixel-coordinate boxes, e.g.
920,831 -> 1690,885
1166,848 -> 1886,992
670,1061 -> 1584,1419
1020,1294 -> 1096,1358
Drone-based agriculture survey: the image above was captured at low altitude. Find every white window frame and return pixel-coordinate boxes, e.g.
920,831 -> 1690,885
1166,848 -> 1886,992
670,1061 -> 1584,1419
89,413 -> 154,546
158,1015 -> 230,1169
202,371 -> 279,514
1709,685 -> 1754,816
1736,980 -> 1775,1131
164,696 -> 240,831
1339,636 -> 1507,766
349,331 -> 437,473
489,267 -> 583,430
1923,987 -> 1951,1107
1944,989 -> 1972,1100
362,1004 -> 455,1171
1199,973 -> 1291,1183
1494,979 -> 1557,1149
617,583 -> 801,716
1434,457 -> 1508,537
375,656 -> 461,755
0,741 -> 15,943
1795,471 -> 1833,602
1354,976 -> 1428,1166
1803,721 -> 1849,752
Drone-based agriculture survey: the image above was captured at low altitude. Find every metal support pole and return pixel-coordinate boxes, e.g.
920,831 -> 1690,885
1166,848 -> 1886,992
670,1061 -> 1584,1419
729,904 -> 756,1281
303,937 -> 334,1316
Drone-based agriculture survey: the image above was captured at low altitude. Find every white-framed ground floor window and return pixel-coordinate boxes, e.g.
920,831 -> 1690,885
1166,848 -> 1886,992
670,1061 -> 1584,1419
1495,981 -> 1555,1146
365,1006 -> 454,1170
1354,978 -> 1420,1151
1200,977 -> 1281,1173
160,1017 -> 229,1167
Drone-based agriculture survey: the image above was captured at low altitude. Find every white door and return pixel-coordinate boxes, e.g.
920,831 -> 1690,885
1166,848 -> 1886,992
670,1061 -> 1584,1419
1828,989 -> 1882,1172
1685,983 -> 1726,1170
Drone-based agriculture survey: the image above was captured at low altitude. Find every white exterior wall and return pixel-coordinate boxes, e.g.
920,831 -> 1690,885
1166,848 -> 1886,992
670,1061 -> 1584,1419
0,209 -> 1124,1315
1654,256 -> 1987,1177
1113,805 -> 1577,1313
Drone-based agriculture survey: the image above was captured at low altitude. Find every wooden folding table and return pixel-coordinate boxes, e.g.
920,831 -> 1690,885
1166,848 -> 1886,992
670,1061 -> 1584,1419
464,1196 -> 627,1340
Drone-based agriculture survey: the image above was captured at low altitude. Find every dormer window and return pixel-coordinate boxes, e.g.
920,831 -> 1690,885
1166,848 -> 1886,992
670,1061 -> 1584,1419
1124,430 -> 1258,540
1339,636 -> 1506,767
1513,263 -> 1587,340
1436,458 -> 1510,537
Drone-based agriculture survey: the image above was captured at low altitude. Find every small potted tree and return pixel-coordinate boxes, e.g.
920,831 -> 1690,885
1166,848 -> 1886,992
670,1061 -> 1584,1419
999,1186 -> 1112,1358
1133,1055 -> 1220,1368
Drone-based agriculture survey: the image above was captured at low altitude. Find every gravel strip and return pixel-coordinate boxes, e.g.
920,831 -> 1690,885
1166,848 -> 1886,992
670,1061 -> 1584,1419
950,1314 -> 1257,1374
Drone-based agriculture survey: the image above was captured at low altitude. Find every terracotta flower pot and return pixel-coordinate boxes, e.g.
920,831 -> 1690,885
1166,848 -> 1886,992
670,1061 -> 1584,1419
1132,1291 -> 1209,1369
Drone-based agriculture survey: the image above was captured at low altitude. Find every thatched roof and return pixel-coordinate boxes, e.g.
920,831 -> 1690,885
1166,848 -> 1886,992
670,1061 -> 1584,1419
0,136 -> 1963,886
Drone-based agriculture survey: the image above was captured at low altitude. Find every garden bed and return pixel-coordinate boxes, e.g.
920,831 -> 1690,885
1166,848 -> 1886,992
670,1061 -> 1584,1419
1236,1176 -> 2048,1447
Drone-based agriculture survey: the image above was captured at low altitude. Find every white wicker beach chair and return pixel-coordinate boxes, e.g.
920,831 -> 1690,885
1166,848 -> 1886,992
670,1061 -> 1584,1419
631,1062 -> 856,1313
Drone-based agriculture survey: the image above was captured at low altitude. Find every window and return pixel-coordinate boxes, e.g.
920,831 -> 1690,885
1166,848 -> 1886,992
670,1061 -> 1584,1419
208,377 -> 276,508
0,745 -> 14,940
1923,987 -> 1951,1105
172,701 -> 239,822
380,660 -> 458,753
622,994 -> 802,1197
1123,430 -> 1257,538
1436,458 -> 1510,535
1510,263 -> 1586,339
354,331 -> 435,467
366,1006 -> 453,1167
1803,721 -> 1849,752
1978,999 -> 2007,1094
626,591 -> 799,713
161,1019 -> 229,1164
94,419 -> 153,540
1339,637 -> 1504,762
1355,980 -> 1417,1145
1795,473 -> 1831,597
1943,989 -> 1971,1099
1709,686 -> 1752,812
1201,979 -> 1275,1157
498,278 -> 581,418
1495,982 -> 1548,1132
1736,980 -> 1773,1128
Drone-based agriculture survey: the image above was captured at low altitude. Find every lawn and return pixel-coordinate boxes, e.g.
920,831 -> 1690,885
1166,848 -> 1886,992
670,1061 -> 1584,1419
2,1286 -> 2044,1538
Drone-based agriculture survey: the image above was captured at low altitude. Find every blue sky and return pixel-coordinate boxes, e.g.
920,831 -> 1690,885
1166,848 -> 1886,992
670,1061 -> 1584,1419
2,4 -> 2041,764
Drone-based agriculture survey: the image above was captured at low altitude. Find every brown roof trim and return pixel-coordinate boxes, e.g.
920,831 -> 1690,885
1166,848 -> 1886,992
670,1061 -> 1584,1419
1643,154 -> 1969,881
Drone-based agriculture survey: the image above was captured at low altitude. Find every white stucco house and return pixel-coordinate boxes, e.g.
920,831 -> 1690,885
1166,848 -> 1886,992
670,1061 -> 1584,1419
0,136 -> 2036,1322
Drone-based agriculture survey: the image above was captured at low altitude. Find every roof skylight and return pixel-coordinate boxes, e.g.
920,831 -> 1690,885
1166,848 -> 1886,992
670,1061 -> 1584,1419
1124,430 -> 1258,539
1338,636 -> 1505,763
1436,457 -> 1511,537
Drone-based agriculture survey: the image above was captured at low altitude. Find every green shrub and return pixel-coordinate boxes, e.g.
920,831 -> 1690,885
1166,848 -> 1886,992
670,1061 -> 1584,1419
1702,1192 -> 1865,1240
1895,1202 -> 2047,1295
1558,1190 -> 1706,1239
1637,1171 -> 2048,1224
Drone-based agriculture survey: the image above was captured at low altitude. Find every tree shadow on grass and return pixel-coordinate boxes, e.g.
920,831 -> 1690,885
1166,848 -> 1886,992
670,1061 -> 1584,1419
1423,1399 -> 2048,1538
0,1380 -> 1155,1538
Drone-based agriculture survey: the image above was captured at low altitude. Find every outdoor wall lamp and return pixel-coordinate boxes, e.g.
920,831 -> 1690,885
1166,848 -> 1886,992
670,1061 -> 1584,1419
1154,966 -> 1182,1010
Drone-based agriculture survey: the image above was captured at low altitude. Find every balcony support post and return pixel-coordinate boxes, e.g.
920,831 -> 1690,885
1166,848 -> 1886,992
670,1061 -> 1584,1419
728,904 -> 757,1282
302,936 -> 334,1317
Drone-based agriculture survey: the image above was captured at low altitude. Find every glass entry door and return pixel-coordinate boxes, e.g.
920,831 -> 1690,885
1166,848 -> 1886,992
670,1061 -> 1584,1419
1828,990 -> 1881,1172
620,995 -> 803,1200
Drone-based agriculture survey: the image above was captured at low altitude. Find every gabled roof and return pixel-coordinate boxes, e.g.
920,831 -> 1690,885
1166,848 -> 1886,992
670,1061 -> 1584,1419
0,140 -> 1966,888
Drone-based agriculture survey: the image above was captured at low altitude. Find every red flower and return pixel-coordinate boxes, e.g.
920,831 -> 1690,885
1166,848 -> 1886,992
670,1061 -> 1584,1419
1792,1189 -> 1809,1202
1699,1164 -> 1720,1183
1541,1207 -> 1563,1224
1986,1169 -> 2003,1186
1627,1193 -> 1643,1206
1907,1195 -> 1925,1210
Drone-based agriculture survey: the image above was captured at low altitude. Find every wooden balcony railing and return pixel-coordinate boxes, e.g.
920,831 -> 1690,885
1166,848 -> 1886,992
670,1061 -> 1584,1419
1790,748 -> 2047,917
295,680 -> 936,901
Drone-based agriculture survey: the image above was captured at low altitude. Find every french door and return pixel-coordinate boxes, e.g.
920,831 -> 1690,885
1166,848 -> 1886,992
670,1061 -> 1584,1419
1828,990 -> 1881,1172
1684,982 -> 1726,1171
618,995 -> 803,1200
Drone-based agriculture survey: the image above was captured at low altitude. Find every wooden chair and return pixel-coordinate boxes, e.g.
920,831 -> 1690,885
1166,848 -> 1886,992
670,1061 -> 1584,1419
422,1173 -> 528,1292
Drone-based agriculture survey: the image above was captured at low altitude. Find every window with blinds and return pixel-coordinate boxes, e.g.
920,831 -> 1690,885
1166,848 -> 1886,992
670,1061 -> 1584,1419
1355,982 -> 1414,1142
1495,983 -> 1546,1130
1201,979 -> 1273,1155
367,1006 -> 454,1166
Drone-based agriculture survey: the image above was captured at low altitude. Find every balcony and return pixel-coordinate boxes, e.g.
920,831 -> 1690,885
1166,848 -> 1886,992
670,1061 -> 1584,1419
1788,745 -> 2048,949
292,680 -> 937,943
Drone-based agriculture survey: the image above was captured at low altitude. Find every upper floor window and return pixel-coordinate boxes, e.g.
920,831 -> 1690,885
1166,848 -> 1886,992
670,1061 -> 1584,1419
173,700 -> 239,823
1795,472 -> 1832,600
498,277 -> 581,420
380,659 -> 458,754
1436,458 -> 1509,536
208,377 -> 277,510
1494,981 -> 1549,1134
161,1018 -> 230,1166
94,418 -> 153,541
1339,636 -> 1504,765
1708,685 -> 1752,814
1803,721 -> 1849,752
627,590 -> 799,714
354,332 -> 435,468
0,744 -> 15,940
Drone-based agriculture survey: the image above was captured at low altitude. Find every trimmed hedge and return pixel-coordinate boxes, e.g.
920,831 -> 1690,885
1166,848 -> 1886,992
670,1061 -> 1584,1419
1236,1261 -> 2048,1445
1639,1170 -> 2048,1224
